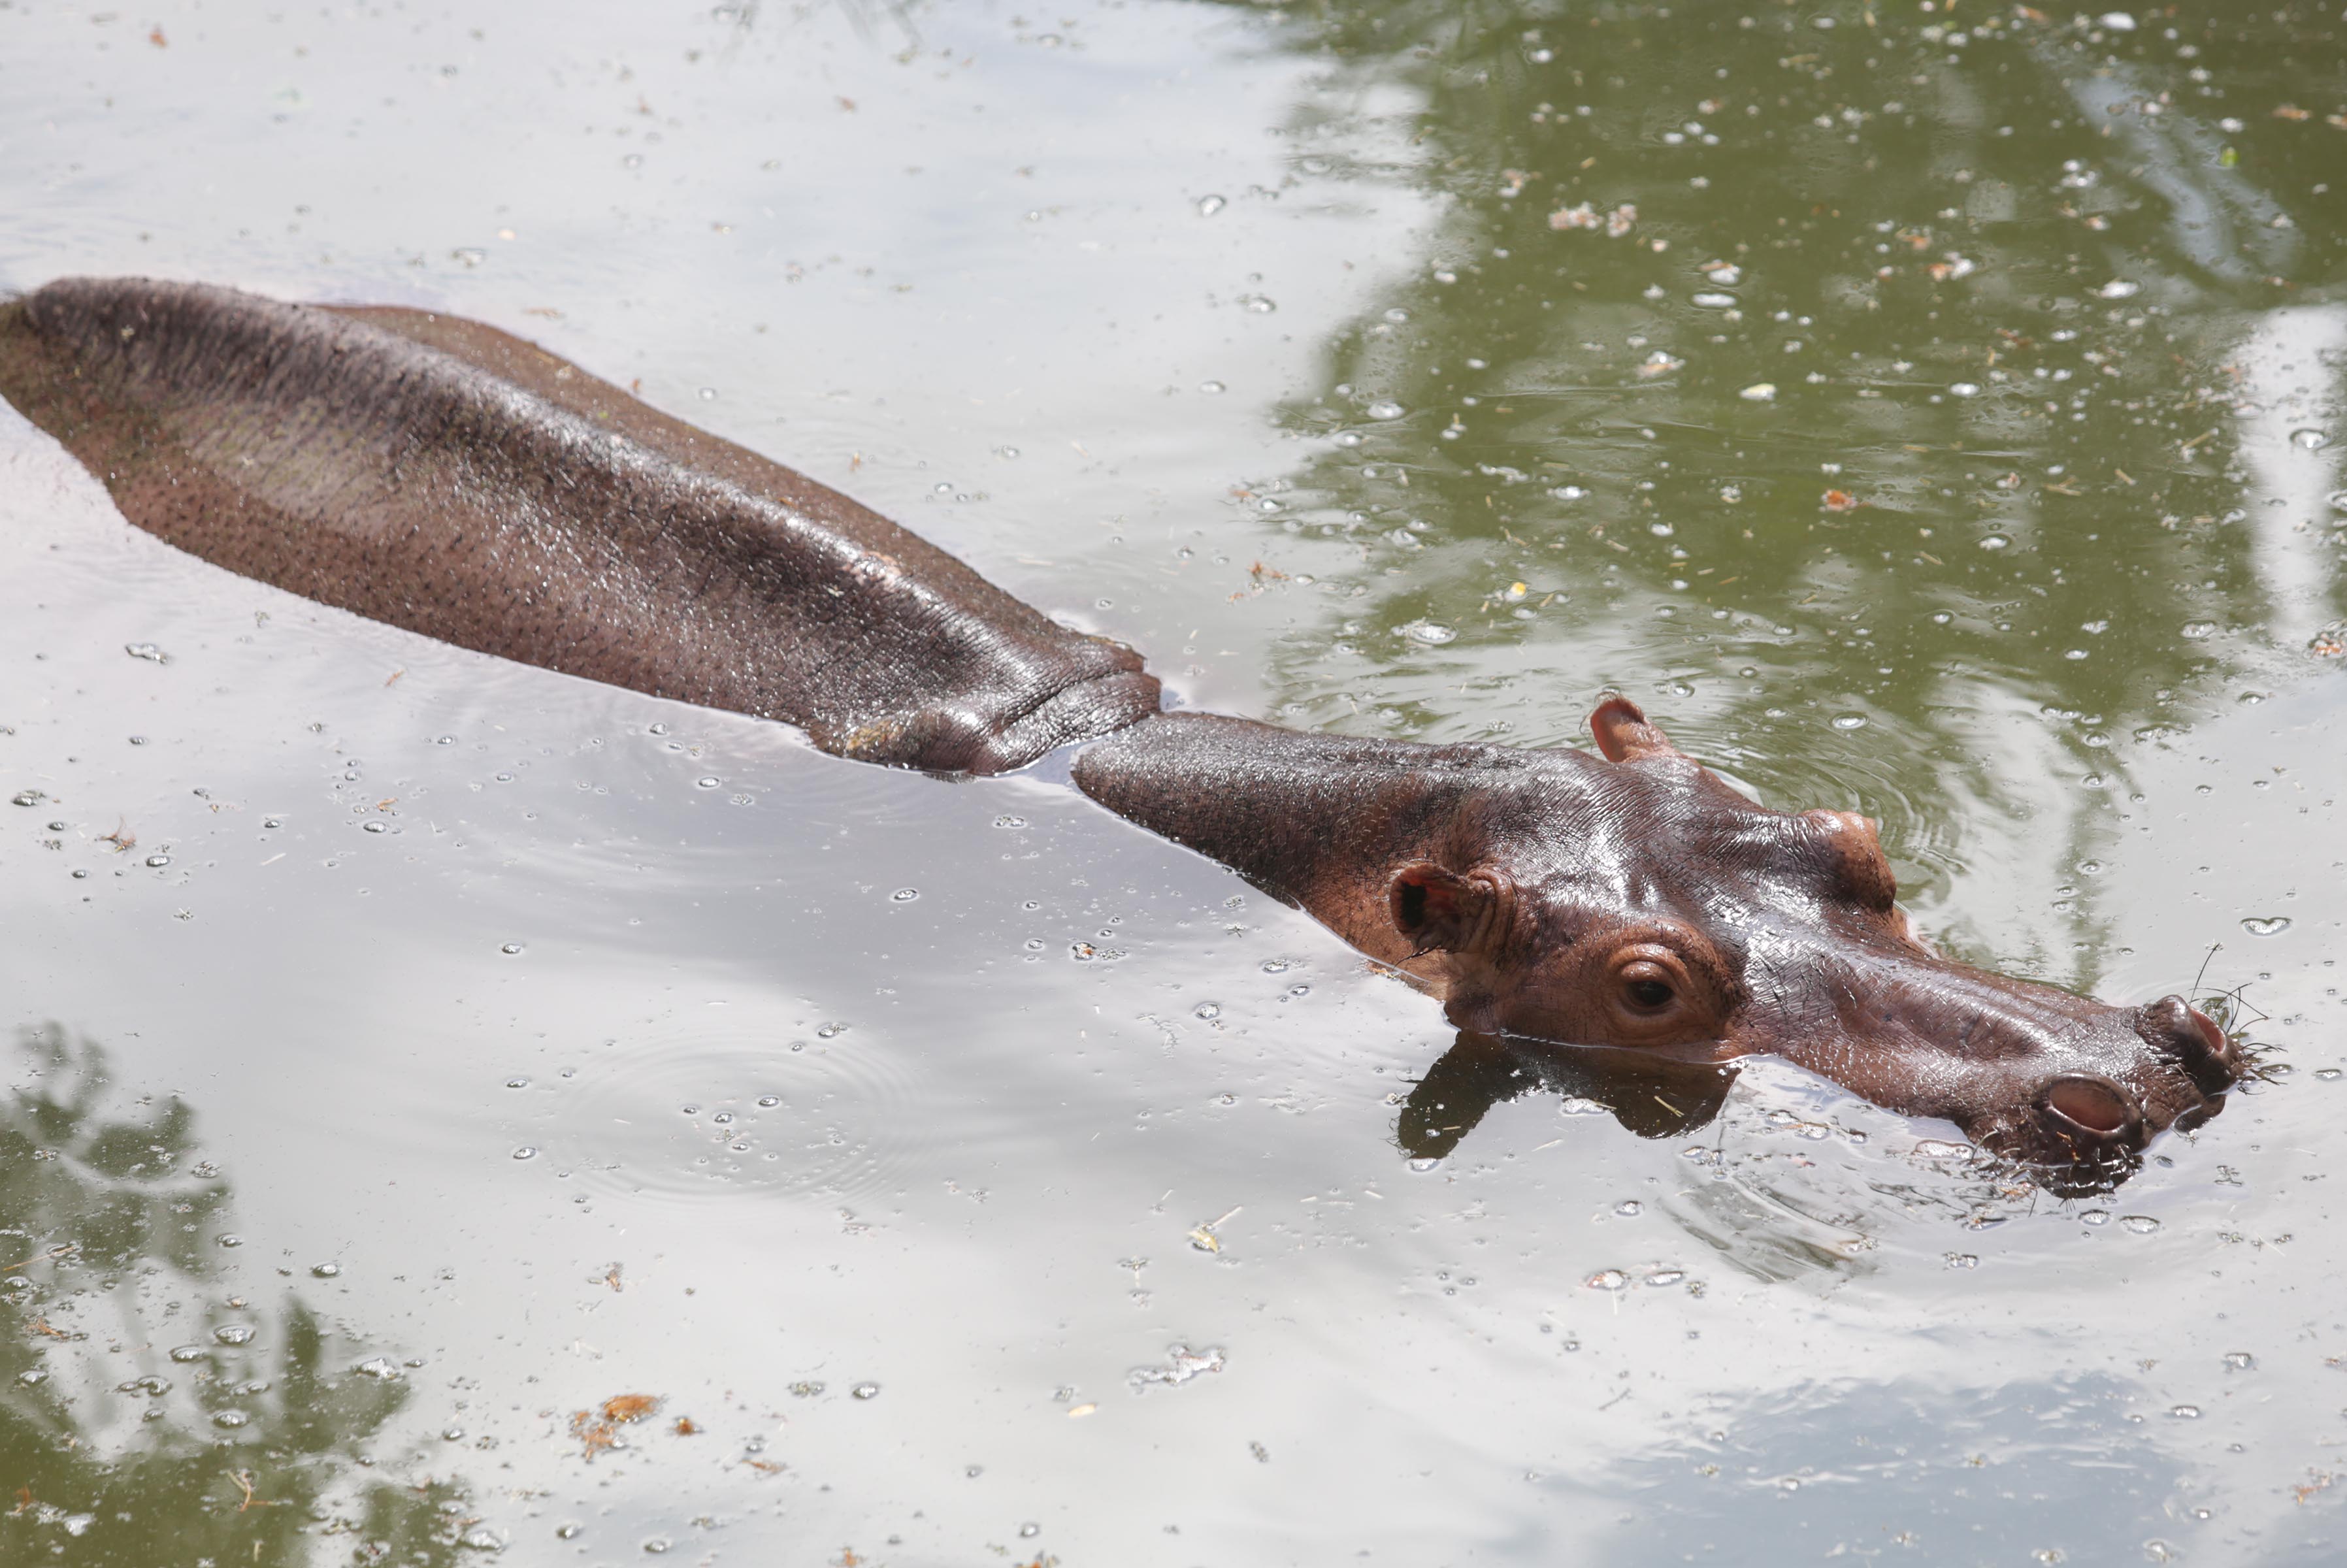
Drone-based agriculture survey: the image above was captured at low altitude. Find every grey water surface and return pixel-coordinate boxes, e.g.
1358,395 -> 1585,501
2,1 -> 2344,1563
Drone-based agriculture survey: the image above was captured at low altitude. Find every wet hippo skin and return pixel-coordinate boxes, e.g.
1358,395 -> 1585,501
0,276 -> 2245,1183
0,276 -> 1158,775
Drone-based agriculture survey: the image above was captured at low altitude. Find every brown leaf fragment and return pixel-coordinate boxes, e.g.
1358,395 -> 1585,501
569,1393 -> 663,1459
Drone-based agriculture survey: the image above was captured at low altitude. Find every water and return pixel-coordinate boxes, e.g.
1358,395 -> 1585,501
1,0 -> 2344,1561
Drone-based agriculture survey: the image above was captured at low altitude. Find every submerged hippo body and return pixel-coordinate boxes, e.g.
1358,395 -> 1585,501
0,276 -> 2243,1182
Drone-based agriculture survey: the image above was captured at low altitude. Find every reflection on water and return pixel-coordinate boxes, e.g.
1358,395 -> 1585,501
1400,1031 -> 1735,1158
1234,1 -> 2344,984
0,1026 -> 472,1565
1593,1372 -> 2199,1560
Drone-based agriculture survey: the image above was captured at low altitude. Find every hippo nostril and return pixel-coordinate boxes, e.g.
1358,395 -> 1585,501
2185,1004 -> 2229,1059
2041,1074 -> 2141,1140
2135,994 -> 2239,1092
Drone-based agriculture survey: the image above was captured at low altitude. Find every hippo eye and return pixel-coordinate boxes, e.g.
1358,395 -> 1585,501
1621,971 -> 1676,1012
1601,941 -> 1716,1043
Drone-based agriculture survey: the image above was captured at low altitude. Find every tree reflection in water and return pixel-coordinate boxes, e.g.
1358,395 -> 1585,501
1213,1 -> 2342,985
0,1025 -> 480,1565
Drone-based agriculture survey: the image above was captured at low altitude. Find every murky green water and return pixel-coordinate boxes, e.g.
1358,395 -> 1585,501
2,1 -> 2343,1561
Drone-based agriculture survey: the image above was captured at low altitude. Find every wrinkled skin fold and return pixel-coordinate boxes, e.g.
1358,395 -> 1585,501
0,277 -> 2244,1183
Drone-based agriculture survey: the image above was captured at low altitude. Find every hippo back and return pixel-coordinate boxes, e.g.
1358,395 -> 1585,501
0,276 -> 1158,774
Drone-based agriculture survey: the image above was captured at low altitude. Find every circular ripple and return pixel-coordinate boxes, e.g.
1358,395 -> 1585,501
540,1022 -> 934,1207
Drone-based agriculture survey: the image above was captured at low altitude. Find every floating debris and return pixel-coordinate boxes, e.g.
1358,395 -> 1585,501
571,1393 -> 662,1460
1129,1344 -> 1224,1392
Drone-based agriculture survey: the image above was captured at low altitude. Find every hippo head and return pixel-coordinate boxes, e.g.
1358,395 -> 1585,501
1387,697 -> 2242,1181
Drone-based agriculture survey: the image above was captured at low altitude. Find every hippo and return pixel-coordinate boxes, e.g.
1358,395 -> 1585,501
0,276 -> 2244,1185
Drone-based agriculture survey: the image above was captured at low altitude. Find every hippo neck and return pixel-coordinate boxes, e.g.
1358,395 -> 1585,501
1070,711 -> 1600,966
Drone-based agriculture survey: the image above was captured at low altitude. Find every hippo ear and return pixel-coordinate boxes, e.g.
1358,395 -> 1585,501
1589,696 -> 1682,763
1388,862 -> 1492,954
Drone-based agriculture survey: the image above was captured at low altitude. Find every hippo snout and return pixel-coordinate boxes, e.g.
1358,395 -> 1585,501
1980,995 -> 2240,1188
